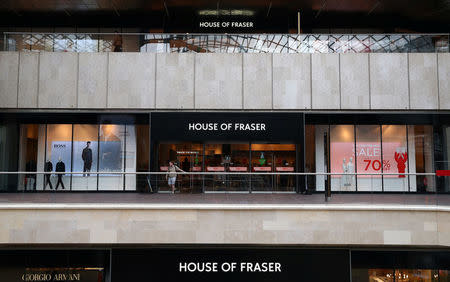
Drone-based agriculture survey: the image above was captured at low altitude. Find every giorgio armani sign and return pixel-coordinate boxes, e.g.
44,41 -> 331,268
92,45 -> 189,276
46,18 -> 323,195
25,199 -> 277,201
151,112 -> 303,142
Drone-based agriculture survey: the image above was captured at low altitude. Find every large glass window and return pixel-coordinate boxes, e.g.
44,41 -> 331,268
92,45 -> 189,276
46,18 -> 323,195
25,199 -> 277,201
204,143 -> 250,192
313,123 -> 433,193
44,124 -> 72,191
72,124 -> 98,191
17,123 -> 141,191
330,125 -> 356,191
98,124 -> 125,191
251,144 -> 296,192
382,125 -> 408,192
355,125 -> 382,191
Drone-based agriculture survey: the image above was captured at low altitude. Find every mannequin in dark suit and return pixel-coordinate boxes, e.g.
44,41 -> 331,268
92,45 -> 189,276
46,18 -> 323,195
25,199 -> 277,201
82,141 -> 93,177
55,158 -> 66,190
44,160 -> 53,190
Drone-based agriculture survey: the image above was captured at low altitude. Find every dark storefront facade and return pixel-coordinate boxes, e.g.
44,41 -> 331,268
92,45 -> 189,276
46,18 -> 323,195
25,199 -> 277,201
1,111 -> 450,194
1,247 -> 449,282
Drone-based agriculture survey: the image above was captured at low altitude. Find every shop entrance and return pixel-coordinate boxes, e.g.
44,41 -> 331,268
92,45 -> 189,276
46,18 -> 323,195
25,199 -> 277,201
157,142 -> 297,193
158,143 -> 203,193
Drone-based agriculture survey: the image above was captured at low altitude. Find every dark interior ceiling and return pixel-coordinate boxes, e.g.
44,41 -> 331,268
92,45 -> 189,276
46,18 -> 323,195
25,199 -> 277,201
0,0 -> 449,33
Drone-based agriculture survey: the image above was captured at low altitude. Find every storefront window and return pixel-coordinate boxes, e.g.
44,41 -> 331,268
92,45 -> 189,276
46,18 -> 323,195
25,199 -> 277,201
43,124 -> 72,191
18,124 -> 38,191
98,124 -> 125,191
72,124 -> 98,191
382,125 -> 408,192
158,142 -> 203,193
204,143 -> 250,192
330,125 -> 355,191
410,125 -> 435,192
356,125 -> 382,191
251,144 -> 296,192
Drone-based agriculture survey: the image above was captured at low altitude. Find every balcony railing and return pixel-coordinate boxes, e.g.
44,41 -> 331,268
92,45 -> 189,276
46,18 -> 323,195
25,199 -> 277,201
2,33 -> 449,53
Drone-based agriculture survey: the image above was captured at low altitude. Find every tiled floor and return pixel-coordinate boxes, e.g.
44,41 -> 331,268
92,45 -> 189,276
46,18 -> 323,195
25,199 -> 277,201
0,192 -> 449,206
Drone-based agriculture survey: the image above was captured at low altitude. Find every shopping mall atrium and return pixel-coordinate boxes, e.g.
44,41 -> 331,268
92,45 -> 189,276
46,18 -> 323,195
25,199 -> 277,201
0,0 -> 449,281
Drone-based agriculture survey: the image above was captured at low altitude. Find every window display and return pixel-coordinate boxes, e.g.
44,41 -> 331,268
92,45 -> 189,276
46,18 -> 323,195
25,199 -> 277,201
98,124 -> 125,190
72,124 -> 98,191
382,125 -> 408,191
43,124 -> 72,191
330,125 -> 355,191
356,125 -> 382,191
19,123 -> 138,191
314,123 -> 433,193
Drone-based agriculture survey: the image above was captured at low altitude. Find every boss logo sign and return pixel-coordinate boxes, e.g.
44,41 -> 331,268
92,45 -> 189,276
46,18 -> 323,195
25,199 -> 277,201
188,123 -> 266,131
53,144 -> 66,148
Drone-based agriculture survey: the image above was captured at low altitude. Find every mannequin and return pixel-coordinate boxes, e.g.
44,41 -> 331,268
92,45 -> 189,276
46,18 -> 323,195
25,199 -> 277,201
55,157 -> 66,190
82,141 -> 93,177
44,159 -> 53,190
347,157 -> 355,188
342,158 -> 349,187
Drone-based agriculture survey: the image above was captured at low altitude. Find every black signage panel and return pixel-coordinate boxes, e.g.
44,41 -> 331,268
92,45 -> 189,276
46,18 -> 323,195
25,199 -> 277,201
151,112 -> 303,142
112,248 -> 350,282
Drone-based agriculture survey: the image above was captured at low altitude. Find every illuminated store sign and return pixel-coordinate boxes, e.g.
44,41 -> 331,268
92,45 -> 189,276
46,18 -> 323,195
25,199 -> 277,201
151,112 -> 303,142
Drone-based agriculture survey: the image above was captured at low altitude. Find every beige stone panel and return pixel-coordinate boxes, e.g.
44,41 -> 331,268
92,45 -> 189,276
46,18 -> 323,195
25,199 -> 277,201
0,52 -> 19,108
370,53 -> 409,109
438,53 -> 450,109
156,53 -> 194,109
409,53 -> 438,109
195,53 -> 242,109
78,53 -> 107,108
18,52 -> 39,108
340,53 -> 370,109
437,211 -> 450,246
311,54 -> 340,109
243,54 -> 272,109
195,211 -> 225,243
108,52 -> 155,108
273,53 -> 311,109
38,52 -> 78,108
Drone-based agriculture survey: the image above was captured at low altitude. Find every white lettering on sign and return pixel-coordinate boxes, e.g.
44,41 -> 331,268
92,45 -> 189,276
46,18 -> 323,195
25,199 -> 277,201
188,123 -> 266,131
199,21 -> 254,28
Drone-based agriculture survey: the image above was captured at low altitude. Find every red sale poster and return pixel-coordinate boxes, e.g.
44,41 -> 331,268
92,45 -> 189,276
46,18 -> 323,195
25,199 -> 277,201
331,142 -> 407,178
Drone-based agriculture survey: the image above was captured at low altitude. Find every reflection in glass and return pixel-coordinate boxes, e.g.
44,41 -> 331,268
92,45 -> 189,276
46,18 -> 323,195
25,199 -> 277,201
98,124 -> 124,190
44,124 -> 72,191
72,124 -> 99,191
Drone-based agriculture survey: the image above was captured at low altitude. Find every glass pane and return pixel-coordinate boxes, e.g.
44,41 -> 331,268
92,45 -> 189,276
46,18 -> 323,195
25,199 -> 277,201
330,125 -> 356,191
18,124 -> 38,191
305,125 -> 316,192
204,143 -> 250,192
158,143 -> 203,193
136,125 -> 150,192
124,125 -> 137,191
314,125 -> 329,192
44,124 -> 72,191
382,125 -> 408,192
98,124 -> 125,190
72,124 -> 98,191
251,144 -> 296,192
356,125 -> 382,191
409,125 -> 435,192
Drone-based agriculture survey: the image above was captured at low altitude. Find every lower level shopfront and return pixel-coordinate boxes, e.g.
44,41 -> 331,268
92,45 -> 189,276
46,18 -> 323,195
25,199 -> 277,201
0,247 -> 449,282
1,111 -> 450,193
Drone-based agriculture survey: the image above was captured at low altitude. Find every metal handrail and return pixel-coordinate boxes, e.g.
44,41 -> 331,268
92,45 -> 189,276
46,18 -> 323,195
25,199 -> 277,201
0,171 -> 436,176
